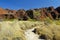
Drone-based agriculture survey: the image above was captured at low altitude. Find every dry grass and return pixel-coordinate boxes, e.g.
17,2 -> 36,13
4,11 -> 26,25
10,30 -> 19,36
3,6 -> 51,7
0,20 -> 60,40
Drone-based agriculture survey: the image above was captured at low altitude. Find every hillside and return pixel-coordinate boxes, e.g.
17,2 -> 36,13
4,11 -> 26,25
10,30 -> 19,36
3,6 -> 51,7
0,6 -> 60,21
0,6 -> 60,40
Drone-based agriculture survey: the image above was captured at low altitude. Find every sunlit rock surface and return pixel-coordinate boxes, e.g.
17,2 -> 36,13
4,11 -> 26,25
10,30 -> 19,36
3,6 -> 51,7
0,21 -> 60,40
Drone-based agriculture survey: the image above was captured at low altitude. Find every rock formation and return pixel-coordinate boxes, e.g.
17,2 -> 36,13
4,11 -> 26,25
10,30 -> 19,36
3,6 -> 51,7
0,6 -> 60,21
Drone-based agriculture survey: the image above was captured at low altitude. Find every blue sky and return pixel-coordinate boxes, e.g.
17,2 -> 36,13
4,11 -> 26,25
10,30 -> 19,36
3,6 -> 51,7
0,0 -> 60,10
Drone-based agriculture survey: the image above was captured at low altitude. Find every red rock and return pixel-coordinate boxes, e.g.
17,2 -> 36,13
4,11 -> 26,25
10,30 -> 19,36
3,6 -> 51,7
0,8 -> 8,14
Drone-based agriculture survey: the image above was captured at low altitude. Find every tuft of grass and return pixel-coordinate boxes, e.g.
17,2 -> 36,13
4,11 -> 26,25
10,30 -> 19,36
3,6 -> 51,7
55,20 -> 60,25
44,17 -> 53,24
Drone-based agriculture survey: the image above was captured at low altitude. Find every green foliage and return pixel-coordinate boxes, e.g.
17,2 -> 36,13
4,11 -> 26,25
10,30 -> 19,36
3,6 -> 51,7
4,19 -> 15,21
44,17 -> 53,24
33,10 -> 41,17
55,20 -> 60,25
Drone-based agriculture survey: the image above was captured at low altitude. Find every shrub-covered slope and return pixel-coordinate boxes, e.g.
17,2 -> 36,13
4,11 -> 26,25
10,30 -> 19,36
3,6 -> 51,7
0,6 -> 60,21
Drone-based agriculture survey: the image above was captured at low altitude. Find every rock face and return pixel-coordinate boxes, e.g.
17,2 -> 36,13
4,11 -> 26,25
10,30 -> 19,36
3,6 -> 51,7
0,8 -> 17,19
0,8 -> 8,19
0,6 -> 60,20
0,8 -> 8,14
15,9 -> 28,20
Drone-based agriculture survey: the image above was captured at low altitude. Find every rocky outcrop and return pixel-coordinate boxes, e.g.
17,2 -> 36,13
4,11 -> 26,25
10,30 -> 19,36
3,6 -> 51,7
0,8 -> 8,14
15,9 -> 28,20
0,6 -> 60,21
